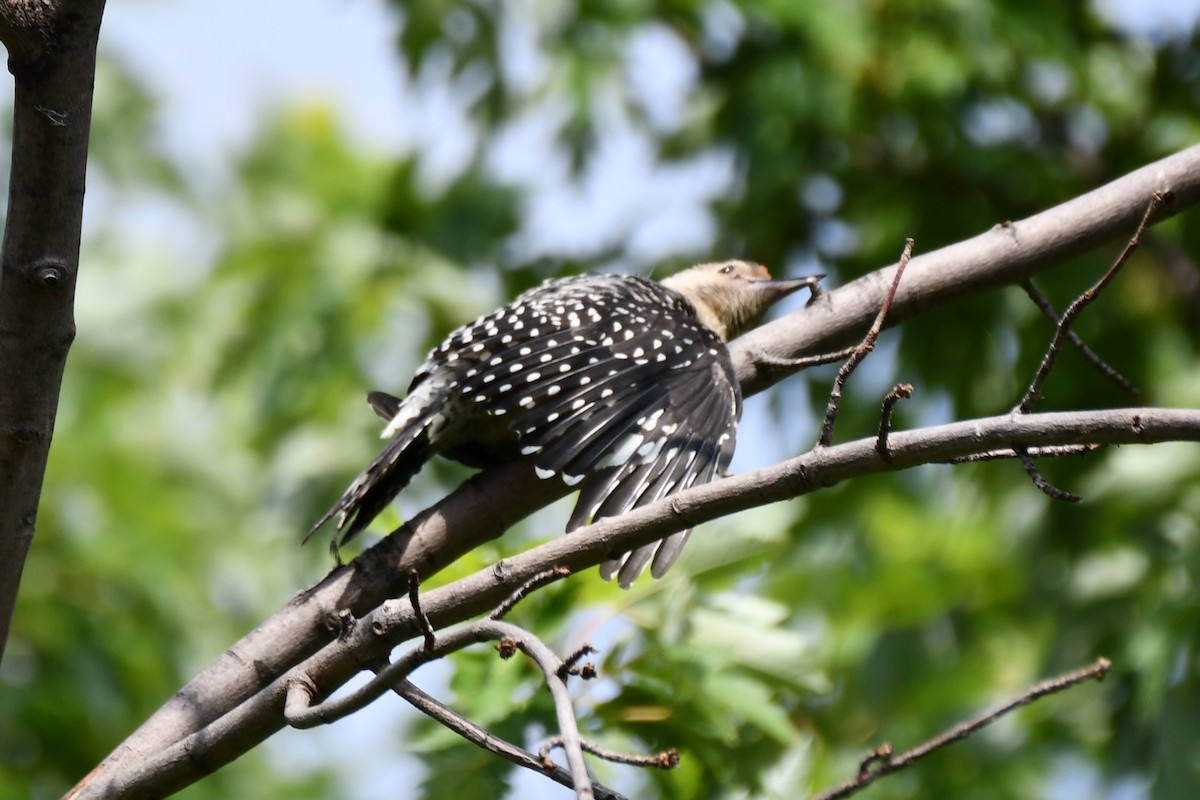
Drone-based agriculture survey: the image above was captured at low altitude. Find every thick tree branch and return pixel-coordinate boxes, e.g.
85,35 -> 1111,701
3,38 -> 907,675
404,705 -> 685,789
0,0 -> 59,68
75,146 -> 1200,793
73,407 -> 1200,798
0,0 -> 107,664
732,145 -> 1199,394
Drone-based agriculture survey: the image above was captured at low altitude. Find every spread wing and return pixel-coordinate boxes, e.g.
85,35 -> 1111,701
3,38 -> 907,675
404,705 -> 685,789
447,274 -> 742,586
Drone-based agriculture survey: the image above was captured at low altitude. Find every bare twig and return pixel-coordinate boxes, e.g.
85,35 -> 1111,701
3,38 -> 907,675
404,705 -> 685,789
490,566 -> 572,621
407,569 -> 437,651
283,621 -> 499,726
813,658 -> 1112,800
540,737 -> 680,770
876,384 -> 914,461
1016,447 -> 1081,502
1020,280 -> 1138,396
819,239 -> 914,447
1017,193 -> 1164,412
395,679 -> 628,800
1005,194 -> 1164,503
558,644 -> 598,680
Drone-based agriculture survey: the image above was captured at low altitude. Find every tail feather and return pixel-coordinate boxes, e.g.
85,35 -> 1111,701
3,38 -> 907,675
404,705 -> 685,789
305,405 -> 439,556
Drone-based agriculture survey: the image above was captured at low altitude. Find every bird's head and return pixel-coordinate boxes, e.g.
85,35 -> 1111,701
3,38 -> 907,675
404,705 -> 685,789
661,260 -> 823,341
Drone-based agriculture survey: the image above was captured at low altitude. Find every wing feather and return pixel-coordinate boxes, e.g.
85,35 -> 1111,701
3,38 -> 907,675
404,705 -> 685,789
409,273 -> 742,585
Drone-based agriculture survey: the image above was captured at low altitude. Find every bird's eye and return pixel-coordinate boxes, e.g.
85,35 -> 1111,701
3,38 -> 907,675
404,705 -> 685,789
719,263 -> 736,274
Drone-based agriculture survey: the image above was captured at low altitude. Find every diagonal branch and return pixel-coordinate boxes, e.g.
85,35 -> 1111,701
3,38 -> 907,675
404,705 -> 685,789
733,148 -> 1198,395
812,657 -> 1112,800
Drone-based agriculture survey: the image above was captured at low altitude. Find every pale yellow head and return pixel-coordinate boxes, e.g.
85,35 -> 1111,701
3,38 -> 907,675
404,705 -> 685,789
660,260 -> 821,341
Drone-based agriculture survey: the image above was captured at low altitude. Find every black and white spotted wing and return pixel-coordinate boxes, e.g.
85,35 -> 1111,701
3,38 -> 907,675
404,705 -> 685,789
417,274 -> 742,584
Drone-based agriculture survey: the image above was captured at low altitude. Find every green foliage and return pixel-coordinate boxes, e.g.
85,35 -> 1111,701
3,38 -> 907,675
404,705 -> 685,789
5,2 -> 1200,799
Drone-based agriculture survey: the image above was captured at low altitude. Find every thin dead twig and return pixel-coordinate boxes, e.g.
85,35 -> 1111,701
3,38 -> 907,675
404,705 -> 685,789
490,566 -> 572,620
540,737 -> 679,771
820,239 -> 914,447
1017,192 -> 1164,413
876,384 -> 914,461
1020,280 -> 1138,397
1008,192 -> 1164,502
407,569 -> 436,651
1017,447 -> 1081,502
558,644 -> 598,680
812,657 -> 1112,800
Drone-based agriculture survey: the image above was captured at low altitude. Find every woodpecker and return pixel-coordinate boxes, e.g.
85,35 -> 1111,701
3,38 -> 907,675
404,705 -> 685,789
308,260 -> 820,587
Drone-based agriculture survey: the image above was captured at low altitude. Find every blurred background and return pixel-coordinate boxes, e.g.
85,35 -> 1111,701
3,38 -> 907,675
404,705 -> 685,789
3,0 -> 1200,797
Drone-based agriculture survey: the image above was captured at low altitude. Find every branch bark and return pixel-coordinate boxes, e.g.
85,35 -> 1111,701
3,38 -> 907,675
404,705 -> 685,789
73,144 -> 1200,795
733,144 -> 1200,393
0,0 -> 107,664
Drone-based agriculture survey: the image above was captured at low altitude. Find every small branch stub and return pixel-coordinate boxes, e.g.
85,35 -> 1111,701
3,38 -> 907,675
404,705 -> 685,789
407,569 -> 437,651
877,384 -> 914,461
858,743 -> 894,776
490,565 -> 571,621
558,644 -> 599,680
30,258 -> 69,288
496,637 -> 518,659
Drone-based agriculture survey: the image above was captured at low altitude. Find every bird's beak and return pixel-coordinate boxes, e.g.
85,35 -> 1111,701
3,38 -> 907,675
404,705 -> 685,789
748,273 -> 824,303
